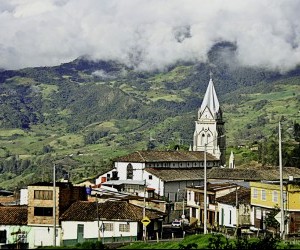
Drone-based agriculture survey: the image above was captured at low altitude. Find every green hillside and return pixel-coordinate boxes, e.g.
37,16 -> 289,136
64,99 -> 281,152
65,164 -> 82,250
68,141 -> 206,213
0,44 -> 300,190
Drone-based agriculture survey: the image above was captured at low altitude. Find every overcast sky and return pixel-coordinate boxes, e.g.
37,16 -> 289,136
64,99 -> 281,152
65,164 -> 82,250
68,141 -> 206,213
0,0 -> 299,72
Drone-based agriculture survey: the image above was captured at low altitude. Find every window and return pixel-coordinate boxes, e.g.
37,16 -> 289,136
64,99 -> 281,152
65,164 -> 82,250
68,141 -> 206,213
253,188 -> 258,199
126,164 -> 133,179
34,190 -> 53,200
0,230 -> 6,243
261,190 -> 266,201
206,134 -> 211,144
104,223 -> 113,231
272,191 -> 278,202
229,210 -> 232,224
192,208 -> 196,217
119,224 -> 130,232
148,175 -> 152,180
34,207 -> 53,216
201,134 -> 205,145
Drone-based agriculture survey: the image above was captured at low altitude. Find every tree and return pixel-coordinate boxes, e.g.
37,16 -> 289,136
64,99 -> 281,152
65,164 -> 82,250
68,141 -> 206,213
265,205 -> 280,234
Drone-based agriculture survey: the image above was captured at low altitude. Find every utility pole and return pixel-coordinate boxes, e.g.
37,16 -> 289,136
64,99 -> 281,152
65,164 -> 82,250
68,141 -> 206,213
236,184 -> 239,235
279,122 -> 285,240
53,164 -> 56,247
204,135 -> 225,234
96,193 -> 100,241
204,142 -> 207,234
143,179 -> 147,242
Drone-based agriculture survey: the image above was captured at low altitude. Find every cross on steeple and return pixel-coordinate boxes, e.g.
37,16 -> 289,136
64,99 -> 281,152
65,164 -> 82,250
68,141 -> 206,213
209,71 -> 213,79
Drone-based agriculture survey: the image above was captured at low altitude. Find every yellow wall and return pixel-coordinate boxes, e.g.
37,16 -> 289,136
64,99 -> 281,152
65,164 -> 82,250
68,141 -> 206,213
250,182 -> 300,211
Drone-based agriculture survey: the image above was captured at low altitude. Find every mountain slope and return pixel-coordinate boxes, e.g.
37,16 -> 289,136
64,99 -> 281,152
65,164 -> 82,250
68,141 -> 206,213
0,43 -> 299,190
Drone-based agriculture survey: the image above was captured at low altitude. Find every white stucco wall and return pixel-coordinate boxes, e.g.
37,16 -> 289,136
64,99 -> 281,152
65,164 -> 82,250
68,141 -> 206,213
144,170 -> 164,197
32,226 -> 61,248
0,225 -> 34,248
20,189 -> 28,205
96,162 -> 145,185
218,203 -> 237,228
61,220 -> 138,240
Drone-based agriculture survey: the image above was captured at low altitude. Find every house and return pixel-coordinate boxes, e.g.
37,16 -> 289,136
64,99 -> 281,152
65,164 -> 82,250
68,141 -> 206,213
60,200 -> 165,246
216,186 -> 251,229
250,180 -> 300,235
0,205 -> 31,249
95,150 -> 220,202
26,181 -> 87,247
186,182 -> 239,228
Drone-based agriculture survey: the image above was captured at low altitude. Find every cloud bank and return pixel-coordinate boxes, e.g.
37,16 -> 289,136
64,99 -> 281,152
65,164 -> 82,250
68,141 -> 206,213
0,0 -> 299,72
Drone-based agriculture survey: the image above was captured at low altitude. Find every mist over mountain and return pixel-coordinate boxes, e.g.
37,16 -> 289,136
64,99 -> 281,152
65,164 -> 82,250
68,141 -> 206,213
1,0 -> 300,73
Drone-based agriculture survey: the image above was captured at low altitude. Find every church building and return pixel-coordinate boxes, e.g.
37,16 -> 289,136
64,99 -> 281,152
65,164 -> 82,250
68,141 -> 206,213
95,75 -> 226,201
193,75 -> 226,166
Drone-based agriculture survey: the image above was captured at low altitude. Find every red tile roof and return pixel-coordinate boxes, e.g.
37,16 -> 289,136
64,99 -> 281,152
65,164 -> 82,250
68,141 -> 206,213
60,200 -> 165,221
216,187 -> 251,205
115,150 -> 218,163
0,206 -> 27,225
146,168 -> 204,182
208,167 -> 300,181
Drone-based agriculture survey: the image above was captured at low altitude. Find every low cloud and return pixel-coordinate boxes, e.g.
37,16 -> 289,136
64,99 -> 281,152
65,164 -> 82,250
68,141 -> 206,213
0,0 -> 299,72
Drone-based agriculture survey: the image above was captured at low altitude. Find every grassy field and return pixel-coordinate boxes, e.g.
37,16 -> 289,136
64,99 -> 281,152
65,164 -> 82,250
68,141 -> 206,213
117,234 -> 300,249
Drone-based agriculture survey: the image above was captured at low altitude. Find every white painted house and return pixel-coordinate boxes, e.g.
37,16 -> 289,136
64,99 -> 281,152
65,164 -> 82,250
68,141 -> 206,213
186,182 -> 238,227
60,200 -> 165,246
0,206 -> 34,249
95,150 -> 220,201
216,186 -> 251,229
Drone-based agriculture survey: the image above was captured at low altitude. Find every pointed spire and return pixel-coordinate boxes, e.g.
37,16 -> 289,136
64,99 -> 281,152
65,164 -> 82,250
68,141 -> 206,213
199,75 -> 220,115
229,151 -> 235,169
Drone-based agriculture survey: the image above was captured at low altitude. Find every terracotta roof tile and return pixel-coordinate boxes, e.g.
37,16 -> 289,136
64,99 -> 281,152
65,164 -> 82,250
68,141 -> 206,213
60,200 -> 165,221
115,150 -> 217,163
146,168 -> 204,182
216,187 -> 251,206
0,206 -> 27,225
208,167 -> 300,181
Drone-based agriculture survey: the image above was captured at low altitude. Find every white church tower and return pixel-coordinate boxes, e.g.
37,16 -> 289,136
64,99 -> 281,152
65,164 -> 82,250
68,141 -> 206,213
193,74 -> 226,166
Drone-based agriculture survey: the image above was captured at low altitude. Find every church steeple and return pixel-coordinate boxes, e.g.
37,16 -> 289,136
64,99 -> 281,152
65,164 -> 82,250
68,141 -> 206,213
193,74 -> 226,166
199,73 -> 220,118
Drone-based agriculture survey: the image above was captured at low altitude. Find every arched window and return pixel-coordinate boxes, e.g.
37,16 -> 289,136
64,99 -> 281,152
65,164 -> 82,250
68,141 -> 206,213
207,134 -> 211,144
126,163 -> 133,179
200,133 -> 205,145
